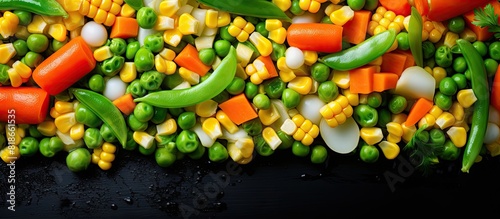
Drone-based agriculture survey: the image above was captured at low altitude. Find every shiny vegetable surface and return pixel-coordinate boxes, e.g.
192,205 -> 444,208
0,0 -> 68,18
197,0 -> 291,22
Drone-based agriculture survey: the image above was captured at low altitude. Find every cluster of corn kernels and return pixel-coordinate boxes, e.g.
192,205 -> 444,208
5,61 -> 32,87
155,48 -> 177,75
92,142 -> 117,170
368,6 -> 405,36
246,58 -> 273,84
51,101 -> 86,144
319,95 -> 354,128
424,66 -> 448,88
402,15 -> 447,43
26,15 -> 71,41
0,11 -> 19,38
0,124 -> 23,163
78,0 -> 123,26
416,104 -> 468,148
280,114 -> 320,146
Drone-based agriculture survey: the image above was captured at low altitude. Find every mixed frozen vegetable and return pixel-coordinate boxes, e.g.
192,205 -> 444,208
1,0 -> 500,175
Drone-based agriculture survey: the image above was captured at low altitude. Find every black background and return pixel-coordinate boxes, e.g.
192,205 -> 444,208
1,146 -> 500,219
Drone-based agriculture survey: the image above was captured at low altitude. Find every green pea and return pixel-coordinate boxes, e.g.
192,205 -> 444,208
187,143 -> 206,160
367,92 -> 382,108
347,0 -> 366,11
488,41 -> 500,60
75,102 -> 103,128
363,0 -> 379,11
88,74 -> 105,93
353,104 -> 378,128
13,39 -> 28,57
66,148 -> 91,172
155,147 -> 177,167
451,73 -> 468,90
219,25 -> 236,43
51,39 -> 67,52
439,139 -> 461,161
277,130 -> 294,150
264,77 -> 285,99
28,125 -> 43,138
242,118 -> 263,136
484,58 -> 498,78
434,91 -> 453,110
388,95 -> 407,114
198,48 -> 216,66
422,41 -> 435,59
176,130 -> 200,153
290,0 -> 304,15
143,33 -> 164,53
39,137 -> 64,158
255,22 -> 269,38
429,128 -> 446,145
244,82 -> 259,99
214,39 -> 231,58
464,68 -> 471,81
13,10 -> 32,26
136,7 -> 158,29
100,55 -> 125,77
377,108 -> 392,128
177,111 -> 197,130
253,93 -> 271,110
139,141 -> 157,155
168,107 -> 184,117
208,142 -> 229,162
317,81 -> 338,103
292,141 -> 310,157
123,130 -> 139,151
271,41 -> 286,61
100,123 -> 117,143
140,70 -> 165,90
83,127 -> 104,149
19,136 -> 39,157
416,129 -> 429,143
282,88 -> 301,109
359,143 -> 379,163
0,64 -> 9,85
27,33 -> 49,53
109,38 -> 127,55
439,77 -> 458,96
162,71 -> 183,89
23,51 -> 43,68
310,145 -> 328,164
134,102 -> 155,122
151,107 -> 169,124
396,32 -> 410,51
310,62 -> 331,83
447,16 -> 465,33
435,45 -> 453,68
127,79 -> 147,98
472,41 -> 488,57
134,47 -> 155,72
320,16 -> 333,24
452,56 -> 467,73
226,77 -> 246,95
126,40 -> 140,60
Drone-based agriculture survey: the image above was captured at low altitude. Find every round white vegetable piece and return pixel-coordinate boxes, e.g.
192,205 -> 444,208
484,122 -> 500,145
296,95 -> 325,125
285,47 -> 305,69
80,21 -> 108,47
394,66 -> 435,101
103,76 -> 127,101
320,117 -> 360,154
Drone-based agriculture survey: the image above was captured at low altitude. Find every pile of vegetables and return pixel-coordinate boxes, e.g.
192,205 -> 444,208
1,0 -> 500,175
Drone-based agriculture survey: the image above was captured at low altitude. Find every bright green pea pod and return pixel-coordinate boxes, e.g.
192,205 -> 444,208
71,88 -> 128,147
198,0 -> 291,22
318,29 -> 396,71
0,0 -> 68,18
408,7 -> 423,67
135,46 -> 237,108
124,0 -> 144,10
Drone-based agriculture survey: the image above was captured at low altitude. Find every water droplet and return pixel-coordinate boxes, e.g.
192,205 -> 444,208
111,203 -> 118,210
123,197 -> 133,204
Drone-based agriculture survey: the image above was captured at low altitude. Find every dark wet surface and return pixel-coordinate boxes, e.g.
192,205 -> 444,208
1,147 -> 499,218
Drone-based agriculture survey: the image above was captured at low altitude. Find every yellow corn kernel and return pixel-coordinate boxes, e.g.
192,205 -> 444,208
0,43 -> 16,64
159,0 -> 180,17
100,151 -> 115,163
1,146 -> 20,163
12,61 -> 31,79
387,133 -> 401,143
159,48 -> 176,60
443,31 -> 459,48
70,25 -> 82,39
196,99 -> 218,117
299,0 -> 311,10
435,112 -> 456,130
447,126 -> 467,148
87,5 -> 99,18
457,89 -> 477,108
378,18 -> 391,29
205,9 -> 218,29
69,123 -> 85,140
109,2 -> 122,15
432,67 -> 447,87
155,55 -> 167,73
98,160 -> 112,170
308,125 -> 320,138
178,13 -> 199,35
392,113 -> 407,124
367,21 -> 378,36
418,113 -> 436,130
55,112 -> 77,133
119,62 -> 137,83
79,0 -> 91,15
292,114 -> 305,127
486,139 -> 500,157
7,68 -> 22,87
55,101 -> 75,114
265,19 -> 282,31
378,140 -> 400,160
273,0 -> 292,11
373,25 -> 387,35
258,103 -> 281,126
91,0 -> 102,6
120,3 -> 135,17
102,142 -> 117,154
386,122 -> 403,137
163,28 -> 183,47
202,117 -> 223,140
50,107 -> 61,118
100,0 -> 113,11
235,137 -> 254,158
331,70 -> 349,89
216,110 -> 239,133
268,26 -> 287,44
249,32 -> 272,56
216,11 -> 231,27
38,120 -> 57,136
449,102 -> 465,122
342,89 -> 359,106
387,22 -> 401,34
460,27 -> 477,42
293,128 -> 306,142
428,105 -> 443,119
155,15 -> 175,30
156,118 -> 177,136
133,131 -> 155,149
303,50 -> 318,66
93,45 -> 113,62
287,76 -> 312,95
178,67 -> 200,85
428,29 -> 442,43
401,123 -> 416,143
278,69 -> 295,82
299,119 -> 313,132
93,8 -> 108,24
360,127 -> 383,145
92,148 -> 101,163
262,127 -> 282,150
330,6 -> 354,26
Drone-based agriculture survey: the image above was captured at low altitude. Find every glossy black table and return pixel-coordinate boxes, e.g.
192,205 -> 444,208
1,146 -> 499,218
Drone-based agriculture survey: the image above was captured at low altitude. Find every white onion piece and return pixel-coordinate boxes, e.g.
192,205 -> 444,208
484,122 -> 500,145
296,95 -> 325,125
394,66 -> 435,101
489,105 -> 500,126
270,99 -> 290,130
220,128 -> 249,142
291,11 -> 322,23
320,117 -> 360,154
285,47 -> 304,69
192,123 -> 215,147
80,21 -> 108,47
103,76 -> 127,101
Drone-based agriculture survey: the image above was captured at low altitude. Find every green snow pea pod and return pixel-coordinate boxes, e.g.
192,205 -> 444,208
408,7 -> 423,67
197,0 -> 291,21
0,0 -> 68,18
